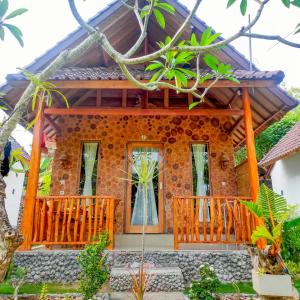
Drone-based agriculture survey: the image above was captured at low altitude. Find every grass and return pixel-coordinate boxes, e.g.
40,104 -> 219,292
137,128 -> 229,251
0,279 -> 299,295
0,282 -> 79,295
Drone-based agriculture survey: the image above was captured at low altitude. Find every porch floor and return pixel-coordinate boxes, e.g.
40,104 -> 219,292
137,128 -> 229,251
114,234 -> 245,251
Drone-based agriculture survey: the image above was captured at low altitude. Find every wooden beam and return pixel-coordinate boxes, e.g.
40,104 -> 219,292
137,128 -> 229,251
32,79 -> 278,90
73,90 -> 95,106
44,107 -> 244,116
21,102 -> 44,250
227,89 -> 241,107
164,88 -> 169,108
96,89 -> 102,106
229,116 -> 243,134
45,115 -> 61,135
122,89 -> 127,108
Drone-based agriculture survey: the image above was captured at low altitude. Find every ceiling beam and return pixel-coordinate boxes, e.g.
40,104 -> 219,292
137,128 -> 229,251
44,107 -> 244,117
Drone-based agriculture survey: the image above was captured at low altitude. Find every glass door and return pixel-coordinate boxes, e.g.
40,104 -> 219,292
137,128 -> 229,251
125,143 -> 164,233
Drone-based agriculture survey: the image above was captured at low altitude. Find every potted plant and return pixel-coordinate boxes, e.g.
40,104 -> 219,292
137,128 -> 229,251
240,184 -> 297,297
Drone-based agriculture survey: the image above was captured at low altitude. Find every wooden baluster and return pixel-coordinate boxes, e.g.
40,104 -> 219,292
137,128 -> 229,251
33,199 -> 40,242
195,198 -> 200,242
88,198 -> 93,242
190,198 -> 194,242
185,199 -> 190,242
180,200 -> 184,242
107,198 -> 115,250
54,198 -> 62,242
105,199 -> 110,231
203,198 -> 207,242
245,204 -> 252,242
209,197 -> 215,241
216,198 -> 223,242
233,200 -> 240,242
240,202 -> 246,242
73,198 -> 80,242
67,197 -> 74,242
39,199 -> 47,242
225,199 -> 233,242
93,197 -> 99,237
173,198 -> 179,250
99,198 -> 105,233
46,199 -> 54,242
80,198 -> 87,242
61,198 -> 69,242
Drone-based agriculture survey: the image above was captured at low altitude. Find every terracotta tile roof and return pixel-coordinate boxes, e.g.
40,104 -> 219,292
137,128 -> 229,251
7,67 -> 285,83
259,121 -> 300,166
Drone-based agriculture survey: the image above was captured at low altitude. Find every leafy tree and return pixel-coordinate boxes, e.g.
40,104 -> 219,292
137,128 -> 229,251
0,0 -> 300,283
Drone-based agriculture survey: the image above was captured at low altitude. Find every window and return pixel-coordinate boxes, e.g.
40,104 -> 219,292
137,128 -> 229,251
79,142 -> 99,196
191,143 -> 210,196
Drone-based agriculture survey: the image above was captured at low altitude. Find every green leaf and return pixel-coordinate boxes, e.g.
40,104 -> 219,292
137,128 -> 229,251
140,5 -> 150,19
240,200 -> 264,218
3,23 -> 24,46
149,70 -> 162,83
295,22 -> 300,34
252,225 -> 274,244
5,8 -> 28,20
200,27 -> 212,46
153,8 -> 165,29
177,68 -> 197,78
272,223 -> 282,240
240,0 -> 247,16
207,32 -> 222,45
0,26 -> 4,41
190,33 -> 198,46
0,0 -> 8,18
156,2 -> 175,14
203,54 -> 219,71
145,62 -> 163,71
282,0 -> 291,7
175,70 -> 187,88
189,101 -> 200,110
227,0 -> 238,8
292,0 -> 300,7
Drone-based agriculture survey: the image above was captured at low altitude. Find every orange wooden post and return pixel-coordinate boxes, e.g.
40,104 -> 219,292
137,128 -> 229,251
242,88 -> 265,248
107,198 -> 114,250
21,103 -> 44,250
173,198 -> 179,250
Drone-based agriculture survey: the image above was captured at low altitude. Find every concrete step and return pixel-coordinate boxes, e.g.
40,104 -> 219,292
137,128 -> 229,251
110,266 -> 184,292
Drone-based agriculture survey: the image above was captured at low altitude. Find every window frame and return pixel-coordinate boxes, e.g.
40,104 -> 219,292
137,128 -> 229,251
189,142 -> 212,196
77,140 -> 101,196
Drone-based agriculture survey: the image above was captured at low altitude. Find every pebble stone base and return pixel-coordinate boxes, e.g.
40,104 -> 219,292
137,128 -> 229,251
110,267 -> 184,292
13,250 -> 252,284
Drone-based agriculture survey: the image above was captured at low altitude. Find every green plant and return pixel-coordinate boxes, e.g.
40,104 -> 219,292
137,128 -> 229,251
184,265 -> 221,300
38,157 -> 52,196
39,283 -> 48,300
10,267 -> 26,300
282,217 -> 300,263
286,261 -> 300,281
77,232 -> 110,300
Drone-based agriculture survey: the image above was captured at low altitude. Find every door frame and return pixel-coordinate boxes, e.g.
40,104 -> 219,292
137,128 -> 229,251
125,142 -> 164,233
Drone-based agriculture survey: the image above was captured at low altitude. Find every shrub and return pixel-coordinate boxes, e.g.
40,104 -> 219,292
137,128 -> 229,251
282,216 -> 300,263
77,232 -> 110,300
184,265 -> 221,300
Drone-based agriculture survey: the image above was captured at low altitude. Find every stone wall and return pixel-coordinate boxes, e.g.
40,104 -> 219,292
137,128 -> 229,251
13,250 -> 252,284
51,115 -> 237,233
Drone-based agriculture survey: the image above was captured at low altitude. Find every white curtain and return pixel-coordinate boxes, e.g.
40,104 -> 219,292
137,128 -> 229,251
192,144 -> 209,221
82,143 -> 98,196
131,151 -> 158,226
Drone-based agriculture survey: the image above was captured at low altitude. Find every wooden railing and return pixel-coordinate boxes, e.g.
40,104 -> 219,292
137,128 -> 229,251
173,196 -> 255,249
32,196 -> 115,249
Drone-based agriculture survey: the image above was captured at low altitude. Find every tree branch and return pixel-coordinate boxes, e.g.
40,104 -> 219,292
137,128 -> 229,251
242,32 -> 300,49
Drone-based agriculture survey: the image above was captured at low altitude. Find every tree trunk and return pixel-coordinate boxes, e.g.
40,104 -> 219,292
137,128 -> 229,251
0,175 -> 23,282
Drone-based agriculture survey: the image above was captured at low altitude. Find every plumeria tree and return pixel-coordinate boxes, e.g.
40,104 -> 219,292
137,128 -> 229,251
0,0 -> 300,281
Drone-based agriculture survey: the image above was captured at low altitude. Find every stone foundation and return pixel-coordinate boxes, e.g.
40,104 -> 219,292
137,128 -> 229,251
13,250 -> 251,284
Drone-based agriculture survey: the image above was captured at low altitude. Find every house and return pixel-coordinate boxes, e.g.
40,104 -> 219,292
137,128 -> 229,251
259,121 -> 300,209
1,137 -> 30,227
0,0 -> 298,251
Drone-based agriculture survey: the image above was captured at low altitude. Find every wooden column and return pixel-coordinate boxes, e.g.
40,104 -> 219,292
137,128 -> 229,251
242,88 -> 265,248
21,104 -> 44,250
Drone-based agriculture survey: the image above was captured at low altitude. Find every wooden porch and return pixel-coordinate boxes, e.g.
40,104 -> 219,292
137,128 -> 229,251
20,87 -> 262,250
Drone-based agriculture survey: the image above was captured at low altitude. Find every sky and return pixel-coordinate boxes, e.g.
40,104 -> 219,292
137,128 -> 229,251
0,0 -> 300,152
